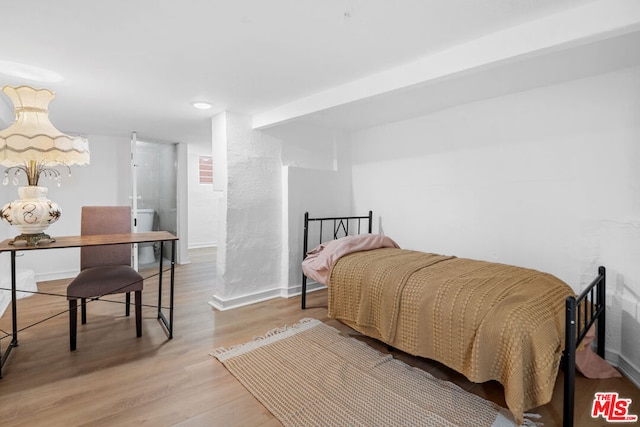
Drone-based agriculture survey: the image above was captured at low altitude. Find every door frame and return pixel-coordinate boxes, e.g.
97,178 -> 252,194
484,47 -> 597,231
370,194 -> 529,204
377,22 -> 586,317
130,132 -> 189,267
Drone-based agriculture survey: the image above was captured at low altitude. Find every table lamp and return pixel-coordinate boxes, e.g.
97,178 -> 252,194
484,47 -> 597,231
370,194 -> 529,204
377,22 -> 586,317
0,85 -> 90,245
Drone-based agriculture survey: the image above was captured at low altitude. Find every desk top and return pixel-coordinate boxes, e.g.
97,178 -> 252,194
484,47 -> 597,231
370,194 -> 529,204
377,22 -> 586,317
0,231 -> 178,252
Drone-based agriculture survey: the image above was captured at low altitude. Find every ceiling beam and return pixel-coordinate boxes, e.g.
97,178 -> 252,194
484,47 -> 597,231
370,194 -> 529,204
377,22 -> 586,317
252,0 -> 640,130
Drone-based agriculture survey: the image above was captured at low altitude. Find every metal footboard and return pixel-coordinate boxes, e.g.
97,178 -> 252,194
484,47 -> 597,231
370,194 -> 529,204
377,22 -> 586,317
563,266 -> 606,426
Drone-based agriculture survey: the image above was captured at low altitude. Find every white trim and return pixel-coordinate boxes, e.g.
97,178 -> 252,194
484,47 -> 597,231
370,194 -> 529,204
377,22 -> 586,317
188,242 -> 217,250
282,281 -> 326,298
280,165 -> 290,307
131,131 -> 140,270
606,349 -> 640,389
208,282 -> 326,311
35,270 -> 78,282
176,142 -> 190,265
209,288 -> 283,311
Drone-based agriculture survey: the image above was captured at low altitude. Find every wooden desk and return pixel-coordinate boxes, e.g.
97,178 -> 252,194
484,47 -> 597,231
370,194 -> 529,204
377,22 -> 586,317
0,231 -> 178,378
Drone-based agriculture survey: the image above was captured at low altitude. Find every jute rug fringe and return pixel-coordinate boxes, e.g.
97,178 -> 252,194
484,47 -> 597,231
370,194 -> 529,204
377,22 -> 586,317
211,318 -> 321,361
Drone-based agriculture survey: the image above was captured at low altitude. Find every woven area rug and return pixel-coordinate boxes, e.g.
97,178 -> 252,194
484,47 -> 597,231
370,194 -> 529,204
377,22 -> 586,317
211,318 -> 540,427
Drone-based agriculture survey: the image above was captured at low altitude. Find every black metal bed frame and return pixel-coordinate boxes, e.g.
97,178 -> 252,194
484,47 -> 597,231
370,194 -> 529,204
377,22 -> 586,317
300,211 -> 607,427
563,266 -> 606,426
301,211 -> 372,310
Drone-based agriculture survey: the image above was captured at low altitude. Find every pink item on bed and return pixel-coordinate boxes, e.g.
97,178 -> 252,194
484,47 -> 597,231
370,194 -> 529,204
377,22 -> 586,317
575,325 -> 622,379
302,234 -> 400,285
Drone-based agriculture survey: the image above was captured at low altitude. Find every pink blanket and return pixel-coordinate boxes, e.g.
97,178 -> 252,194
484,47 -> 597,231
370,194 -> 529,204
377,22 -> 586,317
302,234 -> 399,285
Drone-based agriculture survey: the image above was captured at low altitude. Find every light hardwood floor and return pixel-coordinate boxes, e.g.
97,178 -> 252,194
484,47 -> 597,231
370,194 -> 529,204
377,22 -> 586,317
1,248 -> 638,426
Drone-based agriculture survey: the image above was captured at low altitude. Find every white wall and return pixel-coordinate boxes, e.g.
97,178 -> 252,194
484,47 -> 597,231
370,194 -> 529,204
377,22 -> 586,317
187,141 -> 220,248
1,134 -> 131,280
350,66 -> 640,381
263,122 -> 354,292
208,117 -> 354,309
285,165 -> 352,290
210,112 -> 284,309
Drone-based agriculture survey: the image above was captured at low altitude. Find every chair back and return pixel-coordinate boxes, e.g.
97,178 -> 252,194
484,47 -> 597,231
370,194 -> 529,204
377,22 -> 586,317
80,206 -> 132,270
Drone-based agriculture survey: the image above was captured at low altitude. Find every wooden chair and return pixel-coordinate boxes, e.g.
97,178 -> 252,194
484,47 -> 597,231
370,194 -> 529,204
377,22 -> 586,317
67,206 -> 143,351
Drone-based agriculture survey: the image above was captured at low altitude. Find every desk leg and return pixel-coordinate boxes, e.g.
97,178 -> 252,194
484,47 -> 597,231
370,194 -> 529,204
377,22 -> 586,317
156,240 -> 174,339
1,252 -> 18,378
157,242 -> 163,322
11,251 -> 18,347
169,239 -> 175,339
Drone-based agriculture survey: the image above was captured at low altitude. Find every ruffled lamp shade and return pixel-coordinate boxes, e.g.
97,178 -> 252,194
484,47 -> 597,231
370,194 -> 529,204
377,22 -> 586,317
0,85 -> 90,245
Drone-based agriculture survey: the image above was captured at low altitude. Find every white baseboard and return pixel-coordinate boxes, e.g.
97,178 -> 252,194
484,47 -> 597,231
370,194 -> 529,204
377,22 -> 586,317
208,282 -> 326,311
209,287 -> 284,311
188,243 -> 217,250
282,281 -> 327,298
606,349 -> 640,388
35,270 -> 77,283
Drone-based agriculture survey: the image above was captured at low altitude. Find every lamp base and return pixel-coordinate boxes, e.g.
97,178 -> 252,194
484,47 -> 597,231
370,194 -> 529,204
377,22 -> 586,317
9,232 -> 56,246
1,186 -> 61,245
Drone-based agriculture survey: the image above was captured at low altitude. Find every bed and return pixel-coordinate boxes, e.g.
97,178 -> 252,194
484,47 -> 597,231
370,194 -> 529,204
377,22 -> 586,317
300,211 -> 606,427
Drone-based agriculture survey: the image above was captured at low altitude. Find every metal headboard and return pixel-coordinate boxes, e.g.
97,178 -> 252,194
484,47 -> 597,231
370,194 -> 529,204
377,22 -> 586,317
301,210 -> 373,309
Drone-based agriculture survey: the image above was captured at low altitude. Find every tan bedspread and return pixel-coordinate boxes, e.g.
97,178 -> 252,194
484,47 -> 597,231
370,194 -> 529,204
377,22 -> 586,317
328,248 -> 575,423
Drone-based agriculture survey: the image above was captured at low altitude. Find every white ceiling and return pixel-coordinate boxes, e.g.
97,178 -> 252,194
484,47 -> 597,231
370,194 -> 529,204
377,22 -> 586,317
0,0 -> 632,144
294,29 -> 640,131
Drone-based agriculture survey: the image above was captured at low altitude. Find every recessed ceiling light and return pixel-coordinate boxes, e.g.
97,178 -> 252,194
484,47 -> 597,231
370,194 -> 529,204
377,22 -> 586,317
192,101 -> 212,110
0,61 -> 63,83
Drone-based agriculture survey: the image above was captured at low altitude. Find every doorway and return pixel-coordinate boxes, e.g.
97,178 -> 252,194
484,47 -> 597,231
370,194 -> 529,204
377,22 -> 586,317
131,135 -> 179,268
